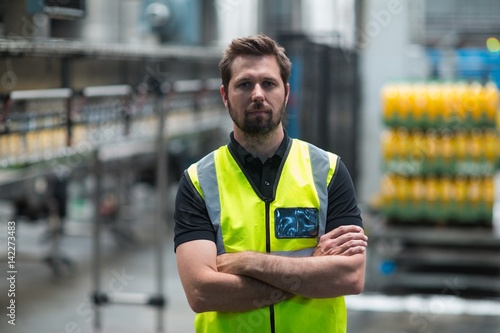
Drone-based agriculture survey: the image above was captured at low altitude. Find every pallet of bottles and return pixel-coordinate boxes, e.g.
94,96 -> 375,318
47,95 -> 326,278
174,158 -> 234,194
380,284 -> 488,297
376,79 -> 499,227
377,173 -> 494,226
381,80 -> 499,130
381,127 -> 499,176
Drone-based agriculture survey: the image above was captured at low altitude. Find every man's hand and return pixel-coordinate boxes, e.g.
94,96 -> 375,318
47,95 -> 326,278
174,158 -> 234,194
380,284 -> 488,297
215,226 -> 368,298
217,251 -> 248,275
313,225 -> 367,257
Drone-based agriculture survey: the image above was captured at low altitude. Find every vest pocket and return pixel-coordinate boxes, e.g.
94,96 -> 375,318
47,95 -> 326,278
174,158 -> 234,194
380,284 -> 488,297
274,208 -> 319,238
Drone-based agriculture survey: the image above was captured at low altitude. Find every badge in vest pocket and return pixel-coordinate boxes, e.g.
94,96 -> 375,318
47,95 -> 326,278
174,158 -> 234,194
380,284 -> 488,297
274,208 -> 319,238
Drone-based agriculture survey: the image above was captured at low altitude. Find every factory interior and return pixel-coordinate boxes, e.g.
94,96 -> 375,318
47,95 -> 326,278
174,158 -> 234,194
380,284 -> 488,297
1,0 -> 500,332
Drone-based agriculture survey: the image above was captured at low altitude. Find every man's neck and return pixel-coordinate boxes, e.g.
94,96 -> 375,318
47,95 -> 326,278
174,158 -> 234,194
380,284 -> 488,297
234,126 -> 284,160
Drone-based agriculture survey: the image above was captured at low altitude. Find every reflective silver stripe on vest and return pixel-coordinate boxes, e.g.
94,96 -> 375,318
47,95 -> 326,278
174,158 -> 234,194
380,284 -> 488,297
196,151 -> 225,254
307,143 -> 330,237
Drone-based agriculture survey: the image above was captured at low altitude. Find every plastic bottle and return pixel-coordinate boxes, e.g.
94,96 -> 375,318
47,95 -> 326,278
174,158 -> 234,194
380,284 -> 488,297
381,84 -> 397,126
482,177 -> 494,222
425,175 -> 439,220
426,83 -> 441,128
437,175 -> 453,221
468,82 -> 483,127
380,174 -> 397,218
484,81 -> 499,127
425,129 -> 438,171
454,176 -> 468,222
467,176 -> 482,222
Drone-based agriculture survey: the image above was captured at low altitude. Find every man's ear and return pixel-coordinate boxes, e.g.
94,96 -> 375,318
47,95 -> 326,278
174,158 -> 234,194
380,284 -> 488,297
285,83 -> 290,106
220,85 -> 228,108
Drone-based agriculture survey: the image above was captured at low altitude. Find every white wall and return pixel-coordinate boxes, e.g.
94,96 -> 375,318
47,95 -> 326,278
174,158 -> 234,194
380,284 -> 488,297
215,0 -> 259,46
302,0 -> 356,49
357,0 -> 429,205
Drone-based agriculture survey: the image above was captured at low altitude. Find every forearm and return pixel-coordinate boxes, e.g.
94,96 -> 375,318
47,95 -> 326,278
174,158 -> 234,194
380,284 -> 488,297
176,240 -> 292,313
219,251 -> 366,299
186,269 -> 292,313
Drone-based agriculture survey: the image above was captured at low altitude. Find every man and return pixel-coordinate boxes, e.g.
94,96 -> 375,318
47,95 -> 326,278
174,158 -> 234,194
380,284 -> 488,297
174,34 -> 367,333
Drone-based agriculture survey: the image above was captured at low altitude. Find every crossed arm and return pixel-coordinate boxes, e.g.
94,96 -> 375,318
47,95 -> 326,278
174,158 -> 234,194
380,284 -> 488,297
175,225 -> 367,313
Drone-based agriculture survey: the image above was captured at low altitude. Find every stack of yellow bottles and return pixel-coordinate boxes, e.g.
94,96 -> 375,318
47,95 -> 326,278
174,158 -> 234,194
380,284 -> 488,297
379,174 -> 494,223
381,128 -> 498,175
378,80 -> 499,225
381,81 -> 499,129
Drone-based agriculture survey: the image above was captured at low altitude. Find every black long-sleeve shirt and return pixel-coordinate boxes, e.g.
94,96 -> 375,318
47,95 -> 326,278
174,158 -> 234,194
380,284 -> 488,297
174,132 -> 362,251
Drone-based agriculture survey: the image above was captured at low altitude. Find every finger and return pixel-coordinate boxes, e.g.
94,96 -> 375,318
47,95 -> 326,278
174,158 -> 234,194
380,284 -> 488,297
331,239 -> 367,255
322,225 -> 364,240
341,245 -> 367,256
317,238 -> 368,256
319,231 -> 367,249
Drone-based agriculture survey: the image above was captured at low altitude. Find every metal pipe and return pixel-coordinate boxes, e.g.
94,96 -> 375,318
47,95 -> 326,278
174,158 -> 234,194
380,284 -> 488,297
91,149 -> 103,330
83,85 -> 132,98
154,89 -> 169,332
205,78 -> 222,91
10,88 -> 72,101
173,79 -> 204,93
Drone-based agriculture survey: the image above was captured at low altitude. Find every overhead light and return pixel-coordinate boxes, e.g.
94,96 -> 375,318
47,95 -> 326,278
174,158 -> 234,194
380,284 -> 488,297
486,37 -> 500,53
146,2 -> 171,27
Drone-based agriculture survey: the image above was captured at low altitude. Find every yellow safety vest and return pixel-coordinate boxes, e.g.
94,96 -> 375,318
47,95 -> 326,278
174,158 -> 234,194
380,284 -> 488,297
187,138 -> 346,333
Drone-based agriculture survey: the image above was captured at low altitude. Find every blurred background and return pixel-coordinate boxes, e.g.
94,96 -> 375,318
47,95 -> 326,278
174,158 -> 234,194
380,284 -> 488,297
0,0 -> 499,332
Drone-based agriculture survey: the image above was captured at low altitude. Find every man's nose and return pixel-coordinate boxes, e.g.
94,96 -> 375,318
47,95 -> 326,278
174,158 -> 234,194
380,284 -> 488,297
252,84 -> 264,102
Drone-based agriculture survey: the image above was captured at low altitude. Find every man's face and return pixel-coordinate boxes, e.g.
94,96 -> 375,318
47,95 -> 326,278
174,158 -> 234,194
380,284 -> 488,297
221,55 -> 289,136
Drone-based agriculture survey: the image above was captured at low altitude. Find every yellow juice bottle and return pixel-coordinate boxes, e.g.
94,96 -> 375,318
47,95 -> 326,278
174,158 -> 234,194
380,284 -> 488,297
381,129 -> 396,161
454,129 -> 468,161
483,129 -> 497,163
483,177 -> 494,213
469,128 -> 483,163
437,175 -> 453,220
426,83 -> 441,126
413,83 -> 426,127
439,130 -> 454,172
0,133 -> 8,159
26,131 -> 39,155
454,176 -> 468,221
396,127 -> 410,161
380,174 -> 397,211
441,83 -> 454,127
4,133 -> 12,159
452,82 -> 467,127
425,175 -> 438,219
55,127 -> 66,151
484,82 -> 499,126
411,130 -> 424,159
468,82 -> 483,125
394,175 -> 408,201
467,176 -> 482,221
425,129 -> 438,165
10,133 -> 21,159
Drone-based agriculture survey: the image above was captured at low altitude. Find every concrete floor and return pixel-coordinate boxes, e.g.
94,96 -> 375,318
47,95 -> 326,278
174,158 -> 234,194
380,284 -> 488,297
2,185 -> 500,333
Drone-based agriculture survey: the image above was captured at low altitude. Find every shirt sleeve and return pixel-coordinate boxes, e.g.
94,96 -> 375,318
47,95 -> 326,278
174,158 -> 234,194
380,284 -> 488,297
325,158 -> 363,232
173,171 -> 216,252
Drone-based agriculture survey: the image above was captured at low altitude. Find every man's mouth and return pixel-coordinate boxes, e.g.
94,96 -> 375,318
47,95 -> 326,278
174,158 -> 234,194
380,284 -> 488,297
246,103 -> 270,114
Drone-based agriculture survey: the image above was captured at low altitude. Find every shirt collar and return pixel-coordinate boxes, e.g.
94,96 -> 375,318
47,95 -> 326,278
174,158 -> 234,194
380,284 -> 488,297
229,129 -> 289,165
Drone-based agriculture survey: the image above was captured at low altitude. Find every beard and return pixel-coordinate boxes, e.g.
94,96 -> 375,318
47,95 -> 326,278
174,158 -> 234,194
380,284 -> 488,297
228,99 -> 286,136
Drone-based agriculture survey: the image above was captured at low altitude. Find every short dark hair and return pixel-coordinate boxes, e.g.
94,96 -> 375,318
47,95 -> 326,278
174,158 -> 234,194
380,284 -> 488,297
219,34 -> 292,92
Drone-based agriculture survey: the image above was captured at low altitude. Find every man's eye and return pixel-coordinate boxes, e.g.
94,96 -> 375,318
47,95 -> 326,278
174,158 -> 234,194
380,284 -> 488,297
262,81 -> 276,88
238,82 -> 251,88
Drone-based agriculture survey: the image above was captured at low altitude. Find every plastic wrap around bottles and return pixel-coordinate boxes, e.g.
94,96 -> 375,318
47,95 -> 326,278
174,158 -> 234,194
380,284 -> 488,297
376,80 -> 499,225
381,81 -> 499,130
